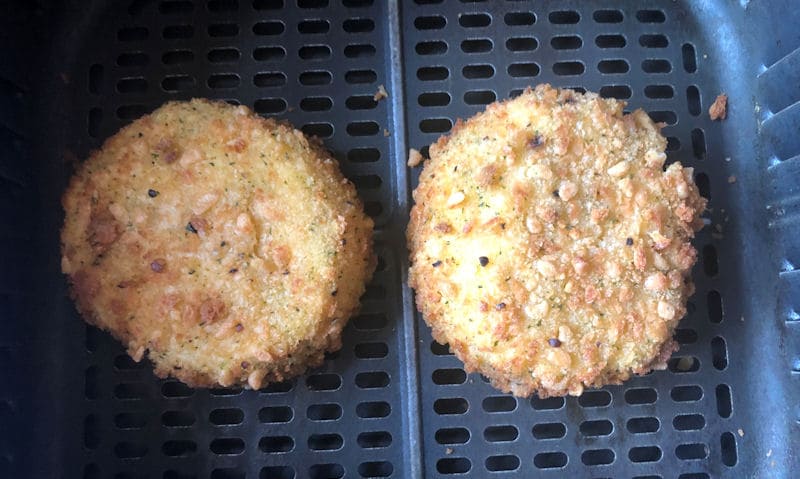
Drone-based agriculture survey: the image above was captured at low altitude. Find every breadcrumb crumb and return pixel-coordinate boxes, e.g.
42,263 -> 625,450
709,94 -> 728,120
408,148 -> 424,167
373,84 -> 388,102
676,356 -> 695,371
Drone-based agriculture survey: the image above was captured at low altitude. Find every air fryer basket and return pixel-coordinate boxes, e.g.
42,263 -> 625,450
1,0 -> 798,477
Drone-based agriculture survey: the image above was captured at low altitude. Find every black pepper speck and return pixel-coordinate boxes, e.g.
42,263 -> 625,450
548,338 -> 561,347
478,256 -> 489,267
626,237 -> 633,246
229,268 -> 238,274
495,302 -> 506,311
432,260 -> 442,267
552,189 -> 560,198
147,189 -> 159,198
150,259 -> 166,273
186,222 -> 198,234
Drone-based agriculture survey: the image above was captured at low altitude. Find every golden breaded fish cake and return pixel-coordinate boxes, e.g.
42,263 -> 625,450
408,84 -> 705,397
61,99 -> 375,389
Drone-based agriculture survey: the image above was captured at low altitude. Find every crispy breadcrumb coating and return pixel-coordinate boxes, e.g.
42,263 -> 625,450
61,99 -> 375,389
408,84 -> 705,397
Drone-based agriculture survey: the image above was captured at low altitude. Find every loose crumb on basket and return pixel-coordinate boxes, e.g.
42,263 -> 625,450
383,128 -> 390,137
728,175 -> 737,184
738,428 -> 744,437
374,84 -> 389,102
407,148 -> 424,167
445,447 -> 454,455
676,356 -> 694,371
709,93 -> 728,120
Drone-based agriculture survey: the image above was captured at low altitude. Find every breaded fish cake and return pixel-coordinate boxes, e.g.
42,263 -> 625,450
408,84 -> 706,397
61,99 -> 374,389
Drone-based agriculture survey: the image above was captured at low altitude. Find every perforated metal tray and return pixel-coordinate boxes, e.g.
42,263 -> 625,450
1,0 -> 798,478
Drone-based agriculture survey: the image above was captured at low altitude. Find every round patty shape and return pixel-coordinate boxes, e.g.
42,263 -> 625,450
61,99 -> 375,389
408,85 -> 706,397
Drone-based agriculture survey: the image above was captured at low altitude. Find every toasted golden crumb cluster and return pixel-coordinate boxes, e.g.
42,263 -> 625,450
408,84 -> 706,397
61,99 -> 375,388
